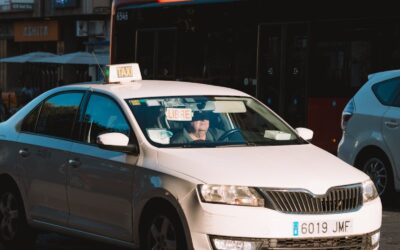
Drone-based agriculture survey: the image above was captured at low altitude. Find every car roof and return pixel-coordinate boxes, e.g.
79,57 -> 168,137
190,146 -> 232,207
368,69 -> 400,82
60,80 -> 249,99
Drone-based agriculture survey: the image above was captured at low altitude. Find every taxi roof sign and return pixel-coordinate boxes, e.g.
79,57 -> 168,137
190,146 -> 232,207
108,63 -> 142,83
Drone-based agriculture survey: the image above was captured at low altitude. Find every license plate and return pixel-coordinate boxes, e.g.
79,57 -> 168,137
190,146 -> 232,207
292,220 -> 353,237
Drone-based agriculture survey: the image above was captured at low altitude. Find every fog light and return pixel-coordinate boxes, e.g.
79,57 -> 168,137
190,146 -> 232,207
211,237 -> 262,250
370,231 -> 380,246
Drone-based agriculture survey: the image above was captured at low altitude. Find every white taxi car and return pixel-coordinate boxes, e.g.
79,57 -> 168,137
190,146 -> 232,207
0,64 -> 381,250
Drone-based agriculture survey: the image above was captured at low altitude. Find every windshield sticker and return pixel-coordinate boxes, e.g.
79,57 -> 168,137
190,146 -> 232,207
147,129 -> 173,144
264,130 -> 292,140
129,100 -> 141,106
146,99 -> 160,106
164,99 -> 184,108
165,108 -> 193,121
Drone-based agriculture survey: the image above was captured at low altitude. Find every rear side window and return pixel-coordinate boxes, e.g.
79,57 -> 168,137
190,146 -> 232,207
395,94 -> 400,107
35,92 -> 84,139
372,77 -> 400,106
21,105 -> 41,133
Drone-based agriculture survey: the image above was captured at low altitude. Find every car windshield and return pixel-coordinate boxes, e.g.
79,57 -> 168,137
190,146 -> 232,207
127,96 -> 305,147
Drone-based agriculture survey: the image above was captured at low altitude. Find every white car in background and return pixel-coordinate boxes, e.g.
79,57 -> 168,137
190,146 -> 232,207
0,64 -> 381,250
338,69 -> 400,201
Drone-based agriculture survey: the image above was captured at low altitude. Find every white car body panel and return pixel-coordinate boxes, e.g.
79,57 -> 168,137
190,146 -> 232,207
67,142 -> 136,241
184,199 -> 381,249
157,144 -> 369,194
16,133 -> 71,225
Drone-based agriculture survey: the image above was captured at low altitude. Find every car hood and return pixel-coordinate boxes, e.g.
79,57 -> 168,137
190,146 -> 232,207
156,144 -> 369,195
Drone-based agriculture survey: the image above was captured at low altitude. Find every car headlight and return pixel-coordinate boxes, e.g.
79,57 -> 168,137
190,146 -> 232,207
362,180 -> 379,203
198,185 -> 265,207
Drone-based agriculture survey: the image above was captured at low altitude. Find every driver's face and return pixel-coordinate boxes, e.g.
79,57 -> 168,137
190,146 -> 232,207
191,119 -> 209,133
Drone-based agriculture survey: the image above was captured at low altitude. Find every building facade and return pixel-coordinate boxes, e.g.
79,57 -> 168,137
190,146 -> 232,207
0,0 -> 111,110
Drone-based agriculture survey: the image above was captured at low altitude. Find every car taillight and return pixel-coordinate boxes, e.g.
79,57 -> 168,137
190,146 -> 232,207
341,99 -> 355,130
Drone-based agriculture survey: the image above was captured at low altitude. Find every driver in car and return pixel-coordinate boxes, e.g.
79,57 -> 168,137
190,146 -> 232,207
171,111 -> 224,143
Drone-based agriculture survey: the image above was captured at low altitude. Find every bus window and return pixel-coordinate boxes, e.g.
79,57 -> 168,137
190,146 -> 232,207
136,30 -> 155,79
135,28 -> 177,79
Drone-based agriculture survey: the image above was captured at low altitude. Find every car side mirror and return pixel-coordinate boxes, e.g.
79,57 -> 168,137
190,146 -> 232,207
96,132 -> 139,155
295,127 -> 314,141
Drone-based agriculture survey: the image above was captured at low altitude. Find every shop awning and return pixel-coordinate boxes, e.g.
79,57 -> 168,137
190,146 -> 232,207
32,51 -> 109,65
0,51 -> 56,63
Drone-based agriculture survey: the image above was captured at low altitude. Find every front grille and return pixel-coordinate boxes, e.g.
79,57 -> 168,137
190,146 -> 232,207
261,234 -> 372,249
260,184 -> 363,214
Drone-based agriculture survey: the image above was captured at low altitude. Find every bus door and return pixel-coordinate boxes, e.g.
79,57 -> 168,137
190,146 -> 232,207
257,23 -> 309,127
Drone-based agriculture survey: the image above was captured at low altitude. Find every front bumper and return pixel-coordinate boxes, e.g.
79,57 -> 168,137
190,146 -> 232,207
181,193 -> 382,250
209,230 -> 379,249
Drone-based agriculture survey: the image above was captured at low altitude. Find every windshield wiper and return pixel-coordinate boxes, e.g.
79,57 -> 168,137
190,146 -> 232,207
215,141 -> 256,147
181,143 -> 217,148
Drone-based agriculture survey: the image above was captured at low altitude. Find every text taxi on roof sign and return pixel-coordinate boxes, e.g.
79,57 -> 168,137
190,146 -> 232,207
107,63 -> 142,83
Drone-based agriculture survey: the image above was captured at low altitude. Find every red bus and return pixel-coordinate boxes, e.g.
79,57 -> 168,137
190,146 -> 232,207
110,0 -> 400,153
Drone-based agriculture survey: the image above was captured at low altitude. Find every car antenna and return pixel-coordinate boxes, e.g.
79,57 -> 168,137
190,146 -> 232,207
92,51 -> 106,81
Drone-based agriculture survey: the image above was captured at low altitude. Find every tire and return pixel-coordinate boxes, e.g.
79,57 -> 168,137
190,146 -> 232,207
360,153 -> 395,203
141,206 -> 187,250
0,186 -> 36,250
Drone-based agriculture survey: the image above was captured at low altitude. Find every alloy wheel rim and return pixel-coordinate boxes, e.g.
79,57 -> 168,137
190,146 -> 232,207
0,192 -> 19,241
363,158 -> 388,196
147,215 -> 177,250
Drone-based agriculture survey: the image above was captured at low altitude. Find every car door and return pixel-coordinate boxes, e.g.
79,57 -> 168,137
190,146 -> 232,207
382,99 -> 400,177
67,93 -> 138,241
17,91 -> 84,225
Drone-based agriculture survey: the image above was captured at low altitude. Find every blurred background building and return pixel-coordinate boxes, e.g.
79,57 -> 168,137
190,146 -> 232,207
0,0 -> 111,112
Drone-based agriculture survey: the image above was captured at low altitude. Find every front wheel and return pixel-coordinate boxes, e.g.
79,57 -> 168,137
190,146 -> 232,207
141,207 -> 187,250
0,187 -> 36,250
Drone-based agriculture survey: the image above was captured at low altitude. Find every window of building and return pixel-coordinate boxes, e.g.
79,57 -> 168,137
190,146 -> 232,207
54,0 -> 79,8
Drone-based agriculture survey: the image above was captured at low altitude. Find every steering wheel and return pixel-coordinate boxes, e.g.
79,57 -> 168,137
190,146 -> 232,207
218,128 -> 241,142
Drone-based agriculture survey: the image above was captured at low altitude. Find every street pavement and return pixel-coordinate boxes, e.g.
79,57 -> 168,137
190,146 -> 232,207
1,197 -> 400,250
381,210 -> 400,250
380,195 -> 400,250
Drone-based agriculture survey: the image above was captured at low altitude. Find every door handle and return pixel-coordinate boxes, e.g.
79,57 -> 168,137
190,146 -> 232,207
18,149 -> 30,158
68,159 -> 81,168
385,120 -> 399,129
